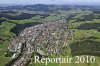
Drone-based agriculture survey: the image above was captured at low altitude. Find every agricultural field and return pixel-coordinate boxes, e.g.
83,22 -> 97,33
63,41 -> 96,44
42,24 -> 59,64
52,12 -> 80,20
68,12 -> 100,66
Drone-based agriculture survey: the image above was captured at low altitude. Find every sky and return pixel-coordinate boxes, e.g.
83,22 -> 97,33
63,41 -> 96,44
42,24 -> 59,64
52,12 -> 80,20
0,0 -> 100,5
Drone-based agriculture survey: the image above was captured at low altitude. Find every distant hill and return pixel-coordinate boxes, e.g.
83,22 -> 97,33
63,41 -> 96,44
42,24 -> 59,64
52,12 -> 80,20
0,4 -> 74,12
0,4 -> 99,12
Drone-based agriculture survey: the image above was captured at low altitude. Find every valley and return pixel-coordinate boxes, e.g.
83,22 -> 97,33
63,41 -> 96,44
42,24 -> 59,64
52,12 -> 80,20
0,4 -> 100,66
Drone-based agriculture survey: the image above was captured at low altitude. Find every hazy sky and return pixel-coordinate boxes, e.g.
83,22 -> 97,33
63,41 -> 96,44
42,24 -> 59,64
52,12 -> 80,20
0,0 -> 100,5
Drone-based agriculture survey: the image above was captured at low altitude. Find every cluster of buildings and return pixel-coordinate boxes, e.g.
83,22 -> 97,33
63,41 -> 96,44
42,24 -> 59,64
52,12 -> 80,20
7,21 -> 72,66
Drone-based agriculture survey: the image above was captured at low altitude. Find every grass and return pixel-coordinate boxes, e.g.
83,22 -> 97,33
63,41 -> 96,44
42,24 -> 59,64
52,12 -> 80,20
73,13 -> 90,19
0,22 -> 15,37
0,22 -> 15,66
0,56 -> 11,66
45,15 -> 61,22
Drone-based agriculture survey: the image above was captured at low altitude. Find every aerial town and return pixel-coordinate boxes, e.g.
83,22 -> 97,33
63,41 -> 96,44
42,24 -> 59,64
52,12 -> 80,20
0,2 -> 100,66
6,19 -> 72,66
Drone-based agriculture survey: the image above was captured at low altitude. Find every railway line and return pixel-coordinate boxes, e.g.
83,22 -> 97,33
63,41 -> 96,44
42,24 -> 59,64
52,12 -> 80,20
12,42 -> 33,66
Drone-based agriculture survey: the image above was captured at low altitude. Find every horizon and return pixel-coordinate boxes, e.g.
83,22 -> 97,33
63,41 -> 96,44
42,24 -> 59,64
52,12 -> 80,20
0,3 -> 100,7
0,0 -> 100,6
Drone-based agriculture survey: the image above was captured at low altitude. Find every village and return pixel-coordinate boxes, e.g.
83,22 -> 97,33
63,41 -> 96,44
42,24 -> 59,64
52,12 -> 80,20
5,18 -> 72,66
